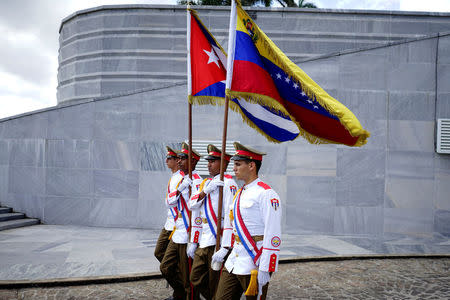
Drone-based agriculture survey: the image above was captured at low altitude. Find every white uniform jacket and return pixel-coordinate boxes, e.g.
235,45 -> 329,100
164,170 -> 184,231
189,174 -> 238,248
223,178 -> 282,275
167,170 -> 202,244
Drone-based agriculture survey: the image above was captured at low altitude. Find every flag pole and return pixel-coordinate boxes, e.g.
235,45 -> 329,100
215,0 -> 237,252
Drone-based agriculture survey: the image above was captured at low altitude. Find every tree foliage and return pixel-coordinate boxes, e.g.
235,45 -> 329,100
177,0 -> 317,8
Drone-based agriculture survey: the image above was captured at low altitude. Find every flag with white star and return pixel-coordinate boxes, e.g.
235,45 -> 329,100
225,1 -> 370,146
188,9 -> 227,105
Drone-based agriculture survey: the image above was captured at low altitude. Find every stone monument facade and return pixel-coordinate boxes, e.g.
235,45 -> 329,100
0,5 -> 449,241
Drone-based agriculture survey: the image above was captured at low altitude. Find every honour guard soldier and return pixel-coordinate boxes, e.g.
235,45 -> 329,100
160,142 -> 203,300
213,142 -> 282,300
154,146 -> 182,263
188,144 -> 238,300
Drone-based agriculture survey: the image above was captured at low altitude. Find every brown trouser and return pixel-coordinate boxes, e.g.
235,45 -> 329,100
160,240 -> 197,300
190,245 -> 220,300
215,268 -> 269,300
154,228 -> 172,262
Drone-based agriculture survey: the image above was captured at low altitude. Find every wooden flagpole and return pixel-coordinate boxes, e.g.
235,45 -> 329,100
215,95 -> 230,251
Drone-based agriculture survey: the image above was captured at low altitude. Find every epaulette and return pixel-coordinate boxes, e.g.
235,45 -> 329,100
180,171 -> 185,176
224,174 -> 233,179
193,173 -> 200,180
257,181 -> 271,190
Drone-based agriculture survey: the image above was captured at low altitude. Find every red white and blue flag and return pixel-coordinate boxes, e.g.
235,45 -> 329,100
188,9 -> 227,104
187,8 -> 300,143
224,0 -> 370,146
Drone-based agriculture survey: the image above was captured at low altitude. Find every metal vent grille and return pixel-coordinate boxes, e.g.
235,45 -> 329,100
188,140 -> 237,176
437,119 -> 450,154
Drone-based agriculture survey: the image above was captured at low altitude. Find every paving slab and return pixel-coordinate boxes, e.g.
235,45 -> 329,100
0,224 -> 449,282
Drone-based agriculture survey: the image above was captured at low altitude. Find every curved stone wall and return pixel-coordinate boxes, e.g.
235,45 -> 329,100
57,4 -> 450,104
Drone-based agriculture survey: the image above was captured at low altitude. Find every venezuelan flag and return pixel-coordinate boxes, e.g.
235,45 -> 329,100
226,0 -> 370,146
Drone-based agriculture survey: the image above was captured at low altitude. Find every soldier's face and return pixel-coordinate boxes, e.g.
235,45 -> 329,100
208,159 -> 221,177
233,160 -> 252,181
178,157 -> 197,173
166,157 -> 178,169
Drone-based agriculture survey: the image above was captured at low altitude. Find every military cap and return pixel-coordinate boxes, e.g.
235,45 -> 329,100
204,144 -> 232,161
166,146 -> 178,158
178,142 -> 201,161
231,142 -> 266,161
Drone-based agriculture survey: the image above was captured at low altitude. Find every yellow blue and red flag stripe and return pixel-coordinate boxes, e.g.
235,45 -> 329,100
226,1 -> 370,146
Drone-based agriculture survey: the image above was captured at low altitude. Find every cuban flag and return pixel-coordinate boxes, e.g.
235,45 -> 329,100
187,9 -> 300,143
225,0 -> 370,146
188,9 -> 227,104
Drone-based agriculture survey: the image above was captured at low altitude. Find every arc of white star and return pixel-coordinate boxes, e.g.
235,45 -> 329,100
285,76 -> 290,83
293,82 -> 299,89
203,48 -> 220,68
276,73 -> 282,79
313,105 -> 319,109
307,100 -> 313,104
301,91 -> 306,97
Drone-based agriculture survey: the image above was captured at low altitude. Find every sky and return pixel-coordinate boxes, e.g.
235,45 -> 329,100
0,0 -> 449,119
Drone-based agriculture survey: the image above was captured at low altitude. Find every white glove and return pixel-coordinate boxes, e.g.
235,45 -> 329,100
258,270 -> 270,295
186,243 -> 197,259
211,247 -> 229,271
177,176 -> 192,192
203,178 -> 224,195
211,247 -> 228,263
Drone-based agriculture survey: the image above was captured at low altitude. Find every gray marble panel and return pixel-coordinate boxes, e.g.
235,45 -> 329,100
0,140 -> 8,165
438,64 -> 450,93
94,112 -> 141,141
141,84 -> 186,113
334,206 -> 383,235
7,194 -> 44,220
387,63 -> 435,92
2,114 -> 48,139
47,103 -> 94,140
46,168 -> 93,197
337,178 -> 384,207
252,144 -> 286,175
436,93 -> 450,119
287,176 -> 335,206
8,139 -> 45,167
287,145 -> 336,177
94,170 -> 138,199
337,148 -> 385,180
74,81 -> 101,98
100,81 -> 140,96
93,141 -> 139,170
44,196 -> 92,226
338,51 -> 387,90
434,210 -> 450,235
141,112 -> 187,141
138,171 -> 170,228
90,198 -> 138,228
385,177 -> 434,209
0,166 -> 8,205
408,38 -> 437,63
388,91 -> 435,121
140,142 -> 181,172
359,119 -> 387,150
285,200 -> 334,235
95,95 -> 143,114
386,151 -> 435,179
46,140 -> 91,169
384,208 -> 433,234
438,35 -> 450,64
434,172 -> 450,211
337,89 -> 387,121
8,167 -> 45,195
298,57 -> 339,90
388,120 -> 435,152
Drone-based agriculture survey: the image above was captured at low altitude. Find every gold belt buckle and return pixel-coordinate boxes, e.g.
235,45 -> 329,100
202,218 -> 208,224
